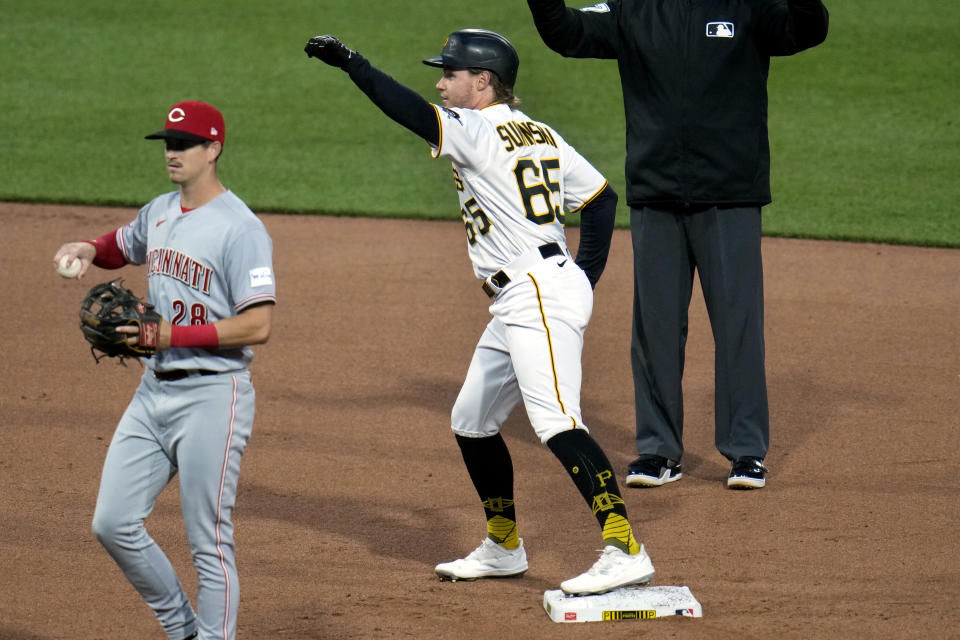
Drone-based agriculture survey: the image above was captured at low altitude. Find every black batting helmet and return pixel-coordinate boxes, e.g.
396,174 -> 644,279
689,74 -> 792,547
423,29 -> 519,88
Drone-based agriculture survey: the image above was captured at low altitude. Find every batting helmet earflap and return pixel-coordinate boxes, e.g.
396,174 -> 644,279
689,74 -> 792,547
423,29 -> 519,88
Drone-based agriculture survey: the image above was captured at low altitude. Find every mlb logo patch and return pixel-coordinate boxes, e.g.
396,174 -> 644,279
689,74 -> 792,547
706,22 -> 735,38
441,107 -> 463,125
249,267 -> 274,287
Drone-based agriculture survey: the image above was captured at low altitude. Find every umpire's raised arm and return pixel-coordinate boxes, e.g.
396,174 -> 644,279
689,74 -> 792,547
526,0 -> 619,58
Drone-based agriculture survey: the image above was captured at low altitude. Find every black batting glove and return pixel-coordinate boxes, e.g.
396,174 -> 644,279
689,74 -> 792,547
304,35 -> 355,69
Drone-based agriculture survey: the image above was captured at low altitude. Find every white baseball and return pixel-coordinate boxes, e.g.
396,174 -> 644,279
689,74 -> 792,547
57,255 -> 82,279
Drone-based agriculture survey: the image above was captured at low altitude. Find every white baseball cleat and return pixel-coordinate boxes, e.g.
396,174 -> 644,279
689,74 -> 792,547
435,538 -> 528,581
561,544 -> 655,595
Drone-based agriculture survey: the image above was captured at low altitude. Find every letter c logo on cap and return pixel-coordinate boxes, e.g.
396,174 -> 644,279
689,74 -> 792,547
168,108 -> 186,123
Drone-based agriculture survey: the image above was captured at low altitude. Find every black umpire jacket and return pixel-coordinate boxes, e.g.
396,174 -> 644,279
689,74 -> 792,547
528,0 -> 829,209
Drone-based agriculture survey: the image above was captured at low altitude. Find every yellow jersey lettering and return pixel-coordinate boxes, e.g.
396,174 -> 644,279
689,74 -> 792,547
505,122 -> 526,148
497,124 -> 521,152
528,123 -> 546,145
539,123 -> 557,147
498,121 -> 559,151
514,121 -> 537,146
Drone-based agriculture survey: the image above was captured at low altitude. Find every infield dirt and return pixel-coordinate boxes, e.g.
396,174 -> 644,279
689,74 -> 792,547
1,202 -> 957,639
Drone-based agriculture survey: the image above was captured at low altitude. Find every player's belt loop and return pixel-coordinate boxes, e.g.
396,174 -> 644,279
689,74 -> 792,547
482,271 -> 510,297
537,242 -> 563,260
482,242 -> 564,298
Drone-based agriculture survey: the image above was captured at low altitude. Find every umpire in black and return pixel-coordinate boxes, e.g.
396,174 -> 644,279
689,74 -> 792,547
526,0 -> 829,489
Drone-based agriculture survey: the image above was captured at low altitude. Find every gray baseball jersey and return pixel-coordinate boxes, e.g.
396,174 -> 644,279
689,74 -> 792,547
119,189 -> 276,371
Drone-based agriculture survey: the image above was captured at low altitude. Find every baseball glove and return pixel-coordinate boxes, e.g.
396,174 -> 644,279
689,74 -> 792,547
78,279 -> 161,363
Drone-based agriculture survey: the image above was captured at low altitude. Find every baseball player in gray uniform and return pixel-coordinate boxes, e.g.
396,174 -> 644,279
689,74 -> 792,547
53,101 -> 276,640
305,29 -> 655,595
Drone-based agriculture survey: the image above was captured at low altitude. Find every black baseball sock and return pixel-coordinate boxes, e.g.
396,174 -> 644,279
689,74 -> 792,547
546,429 -> 640,554
454,433 -> 520,549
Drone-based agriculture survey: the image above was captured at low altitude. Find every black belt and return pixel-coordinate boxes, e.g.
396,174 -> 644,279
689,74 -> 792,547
154,369 -> 218,381
482,243 -> 563,298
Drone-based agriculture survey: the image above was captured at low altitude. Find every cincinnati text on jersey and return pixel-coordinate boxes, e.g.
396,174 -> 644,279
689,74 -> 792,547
147,247 -> 214,294
497,120 -> 558,153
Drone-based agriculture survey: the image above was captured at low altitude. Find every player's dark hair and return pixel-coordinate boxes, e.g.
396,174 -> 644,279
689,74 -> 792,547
469,68 -> 521,110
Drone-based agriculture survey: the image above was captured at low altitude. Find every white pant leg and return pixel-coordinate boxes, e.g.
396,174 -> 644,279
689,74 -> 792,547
453,256 -> 594,444
500,258 -> 593,443
451,319 -> 523,438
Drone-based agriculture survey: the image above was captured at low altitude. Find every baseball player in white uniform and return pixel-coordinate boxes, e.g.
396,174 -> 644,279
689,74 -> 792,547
305,29 -> 655,595
53,101 -> 276,639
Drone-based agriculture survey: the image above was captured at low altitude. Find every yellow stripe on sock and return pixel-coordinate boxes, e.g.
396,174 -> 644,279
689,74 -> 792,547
487,515 -> 520,549
481,497 -> 515,512
602,513 -> 640,555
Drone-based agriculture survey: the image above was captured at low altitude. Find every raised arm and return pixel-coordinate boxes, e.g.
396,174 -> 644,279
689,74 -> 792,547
305,35 -> 440,146
526,0 -> 619,59
752,0 -> 829,55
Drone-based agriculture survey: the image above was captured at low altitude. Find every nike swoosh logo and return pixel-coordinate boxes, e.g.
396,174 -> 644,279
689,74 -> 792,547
156,219 -> 167,227
558,260 -> 567,267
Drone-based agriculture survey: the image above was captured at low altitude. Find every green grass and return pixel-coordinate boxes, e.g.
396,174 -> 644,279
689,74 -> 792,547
1,0 -> 957,246
763,0 -> 960,246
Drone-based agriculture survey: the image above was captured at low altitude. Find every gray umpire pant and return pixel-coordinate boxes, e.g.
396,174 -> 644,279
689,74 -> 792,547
630,205 -> 769,463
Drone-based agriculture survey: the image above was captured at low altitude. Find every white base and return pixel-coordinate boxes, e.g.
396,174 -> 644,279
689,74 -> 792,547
543,585 -> 702,623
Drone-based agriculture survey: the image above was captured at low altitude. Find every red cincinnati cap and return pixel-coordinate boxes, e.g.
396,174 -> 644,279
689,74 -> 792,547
144,100 -> 225,145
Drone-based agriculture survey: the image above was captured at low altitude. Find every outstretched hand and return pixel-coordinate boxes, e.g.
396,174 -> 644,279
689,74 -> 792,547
304,35 -> 355,69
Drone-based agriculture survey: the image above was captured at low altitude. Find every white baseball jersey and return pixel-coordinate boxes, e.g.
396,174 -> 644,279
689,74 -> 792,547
116,189 -> 277,371
430,103 -> 607,279
430,102 -> 609,443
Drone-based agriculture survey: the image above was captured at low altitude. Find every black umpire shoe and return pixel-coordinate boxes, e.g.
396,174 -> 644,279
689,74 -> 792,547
727,456 -> 768,489
625,455 -> 682,487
